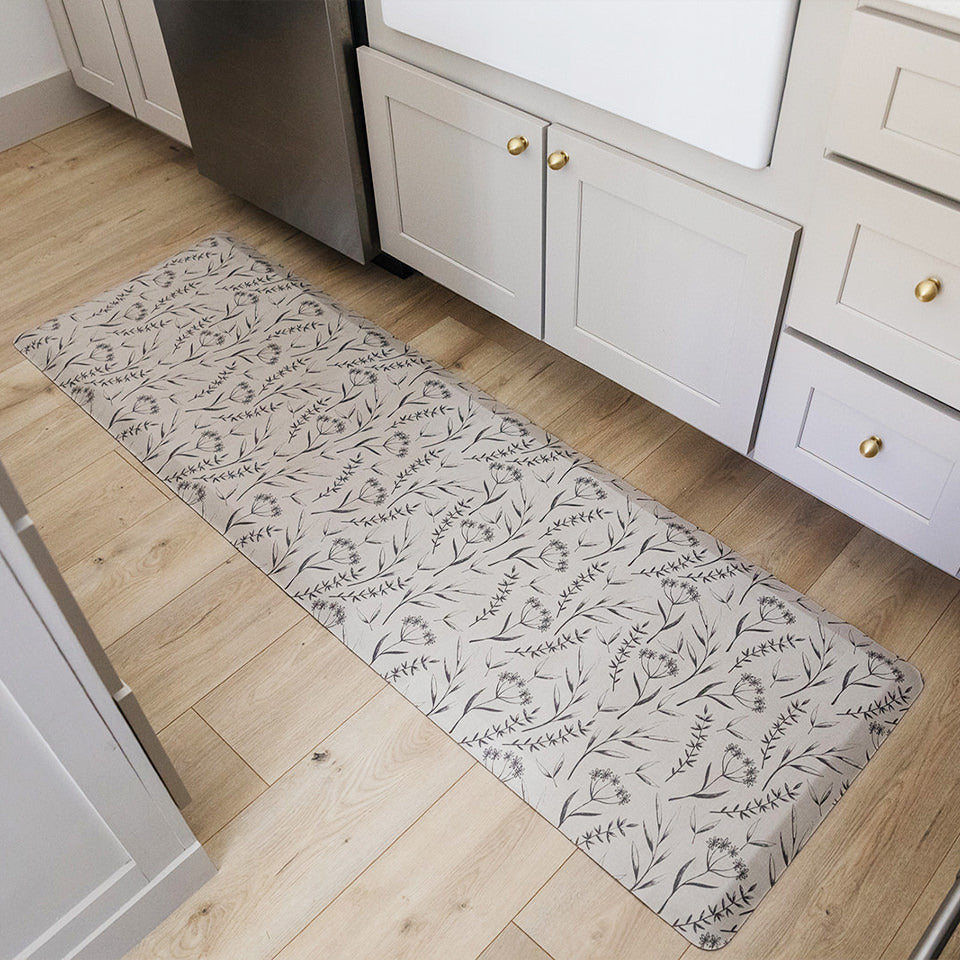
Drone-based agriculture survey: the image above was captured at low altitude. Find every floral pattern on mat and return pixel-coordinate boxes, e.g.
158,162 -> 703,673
15,234 -> 922,949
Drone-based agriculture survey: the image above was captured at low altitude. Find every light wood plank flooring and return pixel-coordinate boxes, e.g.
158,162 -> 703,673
2,108 -> 958,960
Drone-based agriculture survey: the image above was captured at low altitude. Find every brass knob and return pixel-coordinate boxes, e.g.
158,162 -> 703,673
506,136 -> 528,156
547,150 -> 569,171
859,436 -> 883,459
915,277 -> 941,302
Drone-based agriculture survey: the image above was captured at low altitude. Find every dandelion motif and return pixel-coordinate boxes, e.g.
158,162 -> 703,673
90,343 -> 114,364
638,648 -> 680,680
659,836 -> 749,913
867,650 -> 906,683
482,747 -> 525,783
315,413 -> 346,435
705,836 -> 750,881
490,461 -> 523,485
400,616 -> 437,646
757,594 -> 798,626
311,599 -> 345,627
358,478 -> 387,505
495,670 -> 534,706
660,577 -> 701,606
588,768 -> 632,806
299,299 -> 324,317
229,381 -> 256,405
518,597 -> 552,631
257,342 -> 281,365
719,743 -> 758,787
460,518 -> 495,544
700,933 -> 723,949
664,521 -> 700,549
250,492 -> 282,518
349,367 -> 377,387
499,416 -> 528,437
198,329 -> 227,347
384,431 -> 409,457
733,674 -> 766,713
123,302 -> 148,322
328,537 -> 361,565
364,331 -> 390,348
196,429 -> 225,454
573,477 -> 607,501
155,268 -> 176,288
422,378 -> 452,400
559,769 -> 632,827
132,394 -> 159,415
539,539 -> 569,572
235,291 -> 259,306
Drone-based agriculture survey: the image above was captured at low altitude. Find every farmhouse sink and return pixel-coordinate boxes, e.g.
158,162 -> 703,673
379,0 -> 800,169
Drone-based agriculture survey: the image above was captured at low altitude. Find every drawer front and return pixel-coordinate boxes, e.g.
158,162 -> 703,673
358,47 -> 546,337
755,333 -> 960,574
786,160 -> 960,409
544,124 -> 799,454
828,9 -> 960,203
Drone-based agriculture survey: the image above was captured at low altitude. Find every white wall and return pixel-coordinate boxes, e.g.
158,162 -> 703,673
0,0 -> 67,98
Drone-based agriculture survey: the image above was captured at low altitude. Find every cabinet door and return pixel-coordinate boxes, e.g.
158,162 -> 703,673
544,125 -> 800,453
45,0 -> 134,113
103,0 -> 190,144
0,550 -> 175,958
359,48 -> 546,337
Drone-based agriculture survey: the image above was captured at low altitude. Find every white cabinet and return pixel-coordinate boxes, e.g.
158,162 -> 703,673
46,0 -> 189,144
359,49 -> 546,337
358,47 -> 799,452
0,463 -> 212,959
543,125 -> 799,453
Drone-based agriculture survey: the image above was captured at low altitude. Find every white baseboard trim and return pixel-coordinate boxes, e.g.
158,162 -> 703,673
71,842 -> 216,960
0,71 -> 104,152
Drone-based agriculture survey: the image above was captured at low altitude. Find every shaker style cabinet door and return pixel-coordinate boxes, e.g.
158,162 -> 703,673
103,0 -> 190,144
544,125 -> 800,453
45,0 -> 135,113
358,47 -> 547,337
44,0 -> 189,143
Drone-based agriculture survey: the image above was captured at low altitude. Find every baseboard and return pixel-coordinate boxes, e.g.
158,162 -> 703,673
71,843 -> 216,960
0,71 -> 103,152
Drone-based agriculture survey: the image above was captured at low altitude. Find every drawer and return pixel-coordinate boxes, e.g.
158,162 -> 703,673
785,160 -> 960,410
828,9 -> 960,203
754,332 -> 960,574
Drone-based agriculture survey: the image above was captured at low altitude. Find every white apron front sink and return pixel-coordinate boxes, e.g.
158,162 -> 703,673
380,0 -> 800,169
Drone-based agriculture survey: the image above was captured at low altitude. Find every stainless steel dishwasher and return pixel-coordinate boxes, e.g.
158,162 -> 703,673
154,0 -> 378,264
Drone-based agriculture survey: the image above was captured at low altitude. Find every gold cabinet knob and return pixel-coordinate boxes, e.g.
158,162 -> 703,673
915,277 -> 942,302
506,136 -> 528,156
859,436 -> 883,459
547,150 -> 569,171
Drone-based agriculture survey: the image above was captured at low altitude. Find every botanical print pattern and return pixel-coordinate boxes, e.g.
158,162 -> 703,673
16,235 -> 922,949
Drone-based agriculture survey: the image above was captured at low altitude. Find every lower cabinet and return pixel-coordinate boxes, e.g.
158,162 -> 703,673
359,48 -> 546,337
46,0 -> 189,144
543,125 -> 799,454
755,332 -> 960,574
0,465 -> 213,960
358,47 -> 800,453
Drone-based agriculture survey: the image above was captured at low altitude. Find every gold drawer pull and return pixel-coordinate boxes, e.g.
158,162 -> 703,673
859,436 -> 883,459
507,136 -> 528,156
915,277 -> 941,302
547,150 -> 569,170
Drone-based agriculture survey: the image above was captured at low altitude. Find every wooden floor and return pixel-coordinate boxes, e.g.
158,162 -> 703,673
2,109 -> 959,960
